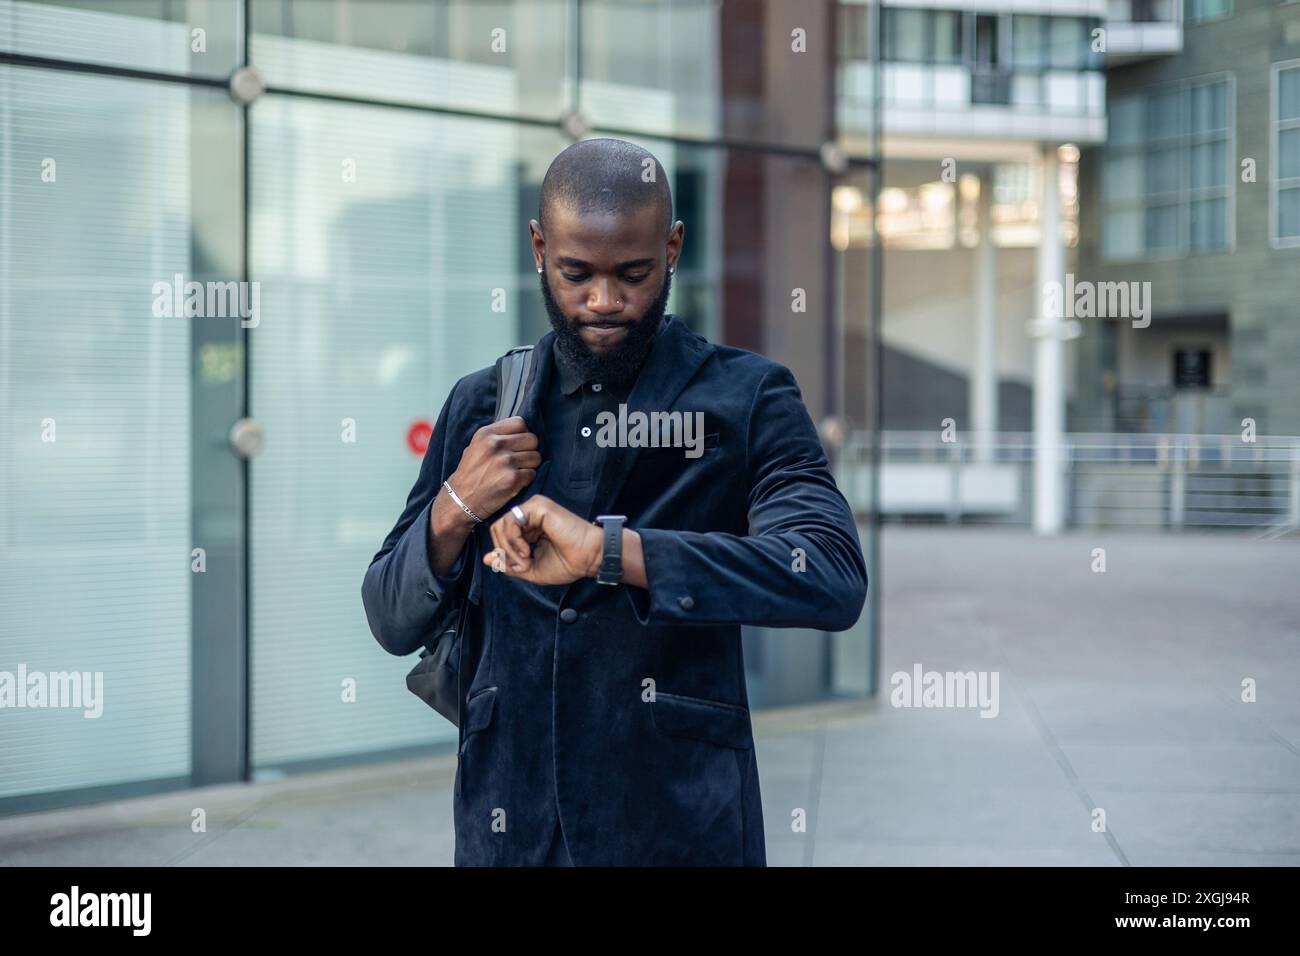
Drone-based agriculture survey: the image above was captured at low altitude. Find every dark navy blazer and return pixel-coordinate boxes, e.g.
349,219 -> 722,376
361,314 -> 868,866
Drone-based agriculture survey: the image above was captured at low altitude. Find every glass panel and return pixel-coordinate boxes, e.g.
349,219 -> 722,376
1190,80 -> 1228,133
1046,17 -> 1084,70
932,11 -> 961,66
1103,205 -> 1143,259
1278,185 -> 1300,240
1013,15 -> 1043,70
1145,145 -> 1184,195
583,0 -> 832,148
0,66 -> 199,797
1190,139 -> 1227,189
1279,127 -> 1300,180
1188,0 -> 1232,23
885,9 -> 926,63
1147,87 -> 1184,142
251,0 -> 567,120
1145,202 -> 1182,251
248,98 -> 562,765
1105,153 -> 1143,201
0,0 -> 241,79
1279,67 -> 1300,123
1109,95 -> 1143,147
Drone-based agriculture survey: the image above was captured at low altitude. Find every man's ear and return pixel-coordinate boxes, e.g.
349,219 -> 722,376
528,219 -> 545,268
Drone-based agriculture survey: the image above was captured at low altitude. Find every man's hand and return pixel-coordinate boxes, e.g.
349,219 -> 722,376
482,495 -> 603,586
446,416 -> 541,520
426,417 -> 540,576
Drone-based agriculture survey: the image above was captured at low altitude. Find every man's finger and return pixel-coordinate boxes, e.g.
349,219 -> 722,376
499,517 -> 531,569
488,415 -> 529,434
493,431 -> 539,451
486,520 -> 506,570
509,451 -> 542,469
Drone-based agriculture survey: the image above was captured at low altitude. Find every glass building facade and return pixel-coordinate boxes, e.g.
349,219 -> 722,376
0,1 -> 880,811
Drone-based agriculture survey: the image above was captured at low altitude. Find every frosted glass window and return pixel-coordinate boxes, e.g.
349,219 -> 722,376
0,0 -> 240,78
0,67 -> 193,798
252,0 -> 565,122
248,97 -> 552,766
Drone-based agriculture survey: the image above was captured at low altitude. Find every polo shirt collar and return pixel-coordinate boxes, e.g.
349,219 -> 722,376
551,315 -> 673,396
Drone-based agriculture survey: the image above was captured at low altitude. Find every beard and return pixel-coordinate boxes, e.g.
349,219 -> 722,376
541,264 -> 673,391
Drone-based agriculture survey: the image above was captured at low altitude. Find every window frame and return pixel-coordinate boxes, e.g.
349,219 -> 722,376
1270,59 -> 1300,248
1102,72 -> 1236,262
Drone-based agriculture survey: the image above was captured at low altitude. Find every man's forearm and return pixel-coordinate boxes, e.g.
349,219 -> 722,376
428,484 -> 478,576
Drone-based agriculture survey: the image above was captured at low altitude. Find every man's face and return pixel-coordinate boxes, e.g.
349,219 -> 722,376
533,203 -> 682,389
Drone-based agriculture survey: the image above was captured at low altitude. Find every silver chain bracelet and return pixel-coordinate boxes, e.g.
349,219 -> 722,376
442,479 -> 484,524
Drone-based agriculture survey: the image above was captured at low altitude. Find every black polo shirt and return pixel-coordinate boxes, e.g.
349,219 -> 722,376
540,326 -> 663,519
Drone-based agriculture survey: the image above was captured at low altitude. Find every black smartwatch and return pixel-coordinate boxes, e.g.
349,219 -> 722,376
594,514 -> 626,586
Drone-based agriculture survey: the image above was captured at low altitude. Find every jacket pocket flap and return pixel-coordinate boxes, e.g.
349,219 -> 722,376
464,686 -> 498,736
650,691 -> 753,750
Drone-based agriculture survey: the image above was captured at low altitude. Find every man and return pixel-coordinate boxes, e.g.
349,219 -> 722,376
361,137 -> 867,867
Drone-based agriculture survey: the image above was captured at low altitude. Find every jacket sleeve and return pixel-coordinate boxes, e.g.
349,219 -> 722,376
361,378 -> 472,657
625,363 -> 868,632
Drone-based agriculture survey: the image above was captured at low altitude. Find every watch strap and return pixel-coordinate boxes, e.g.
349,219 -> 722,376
595,514 -> 625,585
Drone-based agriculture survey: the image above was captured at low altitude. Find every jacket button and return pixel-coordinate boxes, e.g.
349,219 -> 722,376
678,596 -> 695,611
559,607 -> 578,624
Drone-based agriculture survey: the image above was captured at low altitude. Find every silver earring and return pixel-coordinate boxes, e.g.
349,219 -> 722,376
536,266 -> 542,273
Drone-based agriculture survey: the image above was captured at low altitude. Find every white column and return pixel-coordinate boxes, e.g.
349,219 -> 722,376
970,169 -> 998,464
1033,145 -> 1066,534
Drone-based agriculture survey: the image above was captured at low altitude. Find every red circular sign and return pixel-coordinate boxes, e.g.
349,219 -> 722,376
406,419 -> 433,456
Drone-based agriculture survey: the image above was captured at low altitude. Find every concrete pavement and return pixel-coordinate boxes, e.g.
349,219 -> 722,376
2,527 -> 1297,865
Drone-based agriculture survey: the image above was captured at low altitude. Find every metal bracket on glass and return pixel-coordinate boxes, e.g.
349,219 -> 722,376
228,66 -> 266,106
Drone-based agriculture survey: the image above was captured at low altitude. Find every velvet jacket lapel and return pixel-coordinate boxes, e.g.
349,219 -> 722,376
585,313 -> 715,520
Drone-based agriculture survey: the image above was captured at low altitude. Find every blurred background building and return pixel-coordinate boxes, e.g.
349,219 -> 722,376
2,0 -> 1298,821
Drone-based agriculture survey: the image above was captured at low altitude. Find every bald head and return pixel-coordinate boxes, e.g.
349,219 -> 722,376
538,138 -> 673,239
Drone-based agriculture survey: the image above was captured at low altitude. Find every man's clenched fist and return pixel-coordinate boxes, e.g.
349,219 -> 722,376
447,416 -> 541,520
482,495 -> 603,585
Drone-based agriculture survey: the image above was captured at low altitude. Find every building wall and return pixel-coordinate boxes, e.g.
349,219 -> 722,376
1077,0 -> 1300,436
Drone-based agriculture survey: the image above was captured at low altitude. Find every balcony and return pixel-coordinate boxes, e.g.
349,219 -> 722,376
1104,0 -> 1183,65
838,61 -> 1107,144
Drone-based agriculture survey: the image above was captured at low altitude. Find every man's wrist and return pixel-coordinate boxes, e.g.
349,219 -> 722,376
583,523 -> 604,578
432,480 -> 480,536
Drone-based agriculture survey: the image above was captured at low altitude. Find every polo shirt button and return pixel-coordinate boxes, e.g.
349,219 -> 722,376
580,426 -> 592,438
592,383 -> 602,392
678,596 -> 695,611
560,607 -> 579,624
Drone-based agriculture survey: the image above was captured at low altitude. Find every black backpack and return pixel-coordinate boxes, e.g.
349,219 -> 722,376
404,345 -> 537,729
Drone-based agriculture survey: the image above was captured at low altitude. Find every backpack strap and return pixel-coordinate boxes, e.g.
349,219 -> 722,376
493,345 -> 535,422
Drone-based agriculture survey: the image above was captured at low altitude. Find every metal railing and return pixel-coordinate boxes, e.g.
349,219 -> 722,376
835,430 -> 1300,535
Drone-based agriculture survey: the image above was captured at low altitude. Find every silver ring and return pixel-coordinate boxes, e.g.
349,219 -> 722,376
511,505 -> 527,526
